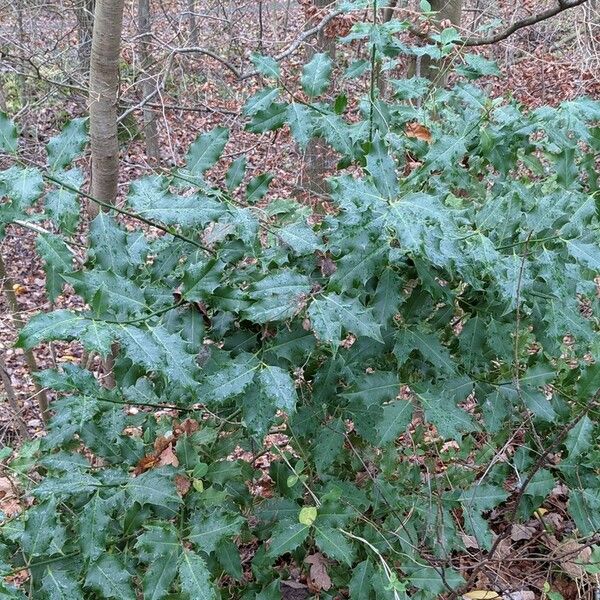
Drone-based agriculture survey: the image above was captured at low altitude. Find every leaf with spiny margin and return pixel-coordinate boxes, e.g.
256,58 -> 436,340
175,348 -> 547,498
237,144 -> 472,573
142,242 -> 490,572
308,293 -> 382,346
42,567 -> 83,600
178,550 -> 216,600
417,388 -> 477,440
17,310 -> 84,349
302,52 -> 333,97
317,114 -> 356,157
372,268 -> 403,324
147,325 -> 200,389
136,523 -> 180,600
226,156 -> 246,190
277,222 -> 320,255
126,468 -> 182,512
246,102 -> 288,133
188,510 -> 244,554
36,233 -> 73,301
0,112 -> 17,154
568,489 -> 600,536
565,238 -> 600,271
215,538 -> 243,581
407,327 -> 457,375
45,168 -> 82,235
349,559 -> 374,599
185,127 -> 229,175
243,88 -> 280,116
330,238 -> 388,292
366,133 -> 398,200
114,325 -> 163,371
21,499 -> 59,558
85,555 -> 135,600
425,134 -> 468,170
459,484 -> 509,550
257,365 -> 298,413
267,522 -> 310,558
36,364 -> 100,394
344,59 -> 370,79
456,54 -> 500,79
342,372 -> 399,406
33,471 -> 100,498
243,270 -> 311,324
89,213 -> 129,275
128,176 -> 225,227
251,53 -> 280,79
314,527 -> 354,565
79,492 -> 112,561
0,166 -> 44,209
199,352 -> 260,403
246,173 -> 274,203
47,117 -> 87,171
286,102 -> 314,149
182,258 -> 225,301
375,400 -> 413,446
314,418 -> 345,474
565,415 -> 594,458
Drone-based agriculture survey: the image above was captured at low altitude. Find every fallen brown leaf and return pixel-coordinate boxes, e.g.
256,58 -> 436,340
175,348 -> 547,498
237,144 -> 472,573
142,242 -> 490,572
405,122 -> 433,143
305,552 -> 331,591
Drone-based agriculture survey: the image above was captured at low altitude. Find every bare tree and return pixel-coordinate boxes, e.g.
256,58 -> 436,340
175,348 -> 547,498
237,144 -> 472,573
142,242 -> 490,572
138,0 -> 160,161
89,0 -> 126,215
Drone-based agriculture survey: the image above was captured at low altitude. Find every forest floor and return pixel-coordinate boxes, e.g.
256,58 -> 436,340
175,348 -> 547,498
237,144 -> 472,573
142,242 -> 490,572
0,1 -> 599,598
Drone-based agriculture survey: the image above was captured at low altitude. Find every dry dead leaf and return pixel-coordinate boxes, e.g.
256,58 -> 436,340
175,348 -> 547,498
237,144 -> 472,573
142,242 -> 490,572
503,592 -> 535,600
510,523 -> 536,541
405,122 -> 432,143
305,552 -> 331,591
133,455 -> 159,475
463,591 -> 500,600
154,435 -> 171,454
175,474 -> 191,496
12,283 -> 27,295
551,538 -> 592,579
158,444 -> 179,468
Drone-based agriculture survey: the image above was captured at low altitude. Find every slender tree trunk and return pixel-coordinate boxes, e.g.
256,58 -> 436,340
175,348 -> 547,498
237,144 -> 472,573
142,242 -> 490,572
188,0 -> 198,46
302,0 -> 337,198
0,254 -> 49,424
0,354 -> 29,440
410,0 -> 463,86
138,0 -> 160,161
75,0 -> 95,77
89,0 -> 125,217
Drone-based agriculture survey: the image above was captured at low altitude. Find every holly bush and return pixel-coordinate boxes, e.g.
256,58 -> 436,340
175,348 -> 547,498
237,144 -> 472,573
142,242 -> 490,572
0,7 -> 599,599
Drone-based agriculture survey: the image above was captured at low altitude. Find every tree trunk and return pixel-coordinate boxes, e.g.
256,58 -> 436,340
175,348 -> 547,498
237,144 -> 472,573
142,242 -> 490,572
302,0 -> 337,198
0,254 -> 49,424
188,0 -> 198,46
410,0 -> 463,87
89,0 -> 125,217
138,0 -> 160,161
75,0 -> 95,77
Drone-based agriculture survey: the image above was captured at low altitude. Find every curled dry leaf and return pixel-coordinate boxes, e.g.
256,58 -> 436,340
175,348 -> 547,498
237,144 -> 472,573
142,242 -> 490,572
510,523 -> 537,541
463,591 -> 500,600
305,552 -> 332,592
405,122 -> 433,143
158,444 -> 179,468
175,474 -> 191,496
133,455 -> 159,475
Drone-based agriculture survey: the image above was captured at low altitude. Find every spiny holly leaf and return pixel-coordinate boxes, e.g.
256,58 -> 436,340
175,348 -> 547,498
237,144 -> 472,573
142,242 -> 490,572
226,156 -> 247,190
127,176 -> 225,228
277,222 -> 321,255
246,103 -> 288,133
46,117 -> 87,171
36,232 -> 74,301
188,510 -> 245,554
79,492 -> 112,561
375,400 -> 413,446
459,484 -> 509,550
199,352 -> 260,403
45,168 -> 82,235
0,112 -> 17,154
287,102 -> 314,150
365,134 -> 398,200
314,527 -> 354,565
136,523 -> 180,600
85,554 -> 135,600
89,212 -> 130,275
185,127 -> 229,175
247,173 -> 274,203
564,415 -> 594,457
0,166 -> 44,209
42,567 -> 84,600
257,365 -> 298,413
302,52 -> 333,97
267,522 -> 310,558
251,53 -> 280,79
21,499 -> 60,558
126,468 -> 182,512
348,559 -> 374,599
308,293 -> 383,346
178,550 -> 216,600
